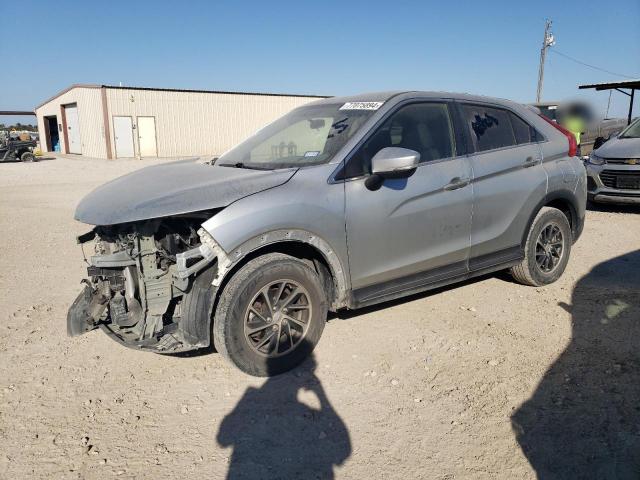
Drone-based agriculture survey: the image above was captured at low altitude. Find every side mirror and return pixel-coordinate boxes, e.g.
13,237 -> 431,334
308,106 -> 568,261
365,147 -> 420,191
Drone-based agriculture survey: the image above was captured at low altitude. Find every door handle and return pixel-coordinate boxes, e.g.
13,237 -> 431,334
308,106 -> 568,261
444,176 -> 470,191
523,156 -> 537,168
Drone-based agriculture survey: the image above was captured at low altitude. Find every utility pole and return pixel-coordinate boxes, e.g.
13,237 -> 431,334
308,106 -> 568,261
536,19 -> 555,103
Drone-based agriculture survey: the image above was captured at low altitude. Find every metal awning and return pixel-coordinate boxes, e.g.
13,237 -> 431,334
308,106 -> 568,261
0,110 -> 36,116
579,79 -> 640,125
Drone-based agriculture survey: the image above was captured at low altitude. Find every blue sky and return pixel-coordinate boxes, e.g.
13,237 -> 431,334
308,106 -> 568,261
1,0 -> 638,125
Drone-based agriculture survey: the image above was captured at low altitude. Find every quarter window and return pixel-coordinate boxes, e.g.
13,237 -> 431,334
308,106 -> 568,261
344,102 -> 455,178
462,105 -> 516,152
509,113 -> 532,144
508,112 -> 542,144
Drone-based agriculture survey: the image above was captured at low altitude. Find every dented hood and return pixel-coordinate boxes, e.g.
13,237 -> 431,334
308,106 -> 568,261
595,136 -> 640,159
75,159 -> 296,225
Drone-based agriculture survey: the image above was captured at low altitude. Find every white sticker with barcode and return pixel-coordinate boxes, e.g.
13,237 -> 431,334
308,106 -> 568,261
339,101 -> 384,111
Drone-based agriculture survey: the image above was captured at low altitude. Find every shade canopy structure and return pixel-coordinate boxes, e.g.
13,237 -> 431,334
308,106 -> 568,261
0,111 -> 35,116
579,79 -> 640,125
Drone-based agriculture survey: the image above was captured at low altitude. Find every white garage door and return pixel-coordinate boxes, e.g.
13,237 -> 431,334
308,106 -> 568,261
137,116 -> 157,157
64,104 -> 81,154
113,116 -> 135,158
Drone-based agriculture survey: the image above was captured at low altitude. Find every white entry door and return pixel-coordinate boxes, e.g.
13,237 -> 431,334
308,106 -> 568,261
137,116 -> 157,157
65,104 -> 81,154
113,116 -> 135,158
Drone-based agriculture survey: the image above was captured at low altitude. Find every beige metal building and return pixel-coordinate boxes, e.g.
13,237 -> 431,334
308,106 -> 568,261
35,85 -> 326,159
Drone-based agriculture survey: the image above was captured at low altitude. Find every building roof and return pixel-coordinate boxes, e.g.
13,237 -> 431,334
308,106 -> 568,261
35,84 -> 330,110
579,79 -> 640,90
35,84 -> 102,110
102,85 -> 330,99
36,85 -> 536,113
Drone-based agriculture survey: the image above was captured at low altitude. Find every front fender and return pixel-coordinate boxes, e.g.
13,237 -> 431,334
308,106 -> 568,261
201,164 -> 351,304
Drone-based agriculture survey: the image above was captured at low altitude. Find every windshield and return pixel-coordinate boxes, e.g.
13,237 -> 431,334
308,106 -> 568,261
217,103 -> 377,169
619,118 -> 640,139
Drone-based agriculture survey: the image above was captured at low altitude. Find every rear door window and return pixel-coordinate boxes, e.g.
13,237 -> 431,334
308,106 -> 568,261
462,105 -> 516,152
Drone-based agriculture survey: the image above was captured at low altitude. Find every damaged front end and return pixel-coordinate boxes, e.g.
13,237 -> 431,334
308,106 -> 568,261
68,214 -> 225,353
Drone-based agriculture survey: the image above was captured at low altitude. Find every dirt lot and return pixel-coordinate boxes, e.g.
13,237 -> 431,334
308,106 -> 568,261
1,155 -> 638,479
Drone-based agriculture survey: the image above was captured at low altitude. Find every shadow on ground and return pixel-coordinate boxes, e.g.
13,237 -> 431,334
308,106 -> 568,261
512,250 -> 640,479
217,352 -> 351,479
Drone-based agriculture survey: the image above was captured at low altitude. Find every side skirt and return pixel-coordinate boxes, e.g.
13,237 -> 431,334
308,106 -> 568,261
351,247 -> 523,309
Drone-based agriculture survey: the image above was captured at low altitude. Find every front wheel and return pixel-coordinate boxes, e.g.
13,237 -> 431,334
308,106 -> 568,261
510,207 -> 572,287
213,253 -> 328,376
20,151 -> 36,162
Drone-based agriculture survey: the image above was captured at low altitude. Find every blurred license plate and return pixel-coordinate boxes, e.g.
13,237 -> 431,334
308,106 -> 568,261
617,177 -> 640,189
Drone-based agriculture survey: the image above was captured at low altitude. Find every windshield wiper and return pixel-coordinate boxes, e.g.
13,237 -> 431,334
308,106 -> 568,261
220,162 -> 274,171
220,162 -> 251,169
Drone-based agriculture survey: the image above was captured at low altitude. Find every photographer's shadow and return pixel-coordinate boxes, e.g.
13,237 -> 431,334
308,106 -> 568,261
512,250 -> 640,479
217,351 -> 351,479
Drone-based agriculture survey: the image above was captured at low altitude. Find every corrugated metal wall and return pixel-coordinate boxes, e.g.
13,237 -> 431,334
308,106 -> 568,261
35,87 -> 107,158
106,89 -> 320,158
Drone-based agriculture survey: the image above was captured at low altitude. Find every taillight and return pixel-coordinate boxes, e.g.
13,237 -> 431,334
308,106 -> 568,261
538,114 -> 578,157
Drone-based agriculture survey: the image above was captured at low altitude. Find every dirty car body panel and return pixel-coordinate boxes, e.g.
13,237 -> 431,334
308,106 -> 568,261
68,90 -> 586,361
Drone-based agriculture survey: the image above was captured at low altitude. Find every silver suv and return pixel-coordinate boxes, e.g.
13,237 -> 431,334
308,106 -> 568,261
68,91 -> 586,376
585,117 -> 640,204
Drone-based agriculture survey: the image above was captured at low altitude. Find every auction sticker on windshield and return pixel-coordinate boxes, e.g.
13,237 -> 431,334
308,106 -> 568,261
340,102 -> 384,110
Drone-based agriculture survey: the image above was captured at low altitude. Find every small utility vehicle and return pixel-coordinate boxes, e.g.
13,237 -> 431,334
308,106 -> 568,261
0,136 -> 37,162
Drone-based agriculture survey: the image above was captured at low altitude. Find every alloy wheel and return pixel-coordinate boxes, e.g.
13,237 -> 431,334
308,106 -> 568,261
535,223 -> 564,273
243,280 -> 312,358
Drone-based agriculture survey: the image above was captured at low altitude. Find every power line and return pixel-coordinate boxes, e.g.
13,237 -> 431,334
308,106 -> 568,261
549,49 -> 639,79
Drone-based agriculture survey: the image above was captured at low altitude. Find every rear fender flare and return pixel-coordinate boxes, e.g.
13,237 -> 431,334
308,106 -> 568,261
521,190 -> 582,247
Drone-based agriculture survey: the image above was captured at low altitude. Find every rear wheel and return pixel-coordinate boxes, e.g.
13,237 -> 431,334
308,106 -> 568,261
510,207 -> 572,286
213,253 -> 327,376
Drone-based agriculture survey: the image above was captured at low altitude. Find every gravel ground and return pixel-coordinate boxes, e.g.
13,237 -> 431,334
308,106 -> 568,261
1,155 -> 638,479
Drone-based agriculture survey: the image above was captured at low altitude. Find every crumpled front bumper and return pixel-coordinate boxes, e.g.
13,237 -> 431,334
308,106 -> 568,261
67,277 -> 213,353
67,283 -> 109,336
67,227 -> 226,353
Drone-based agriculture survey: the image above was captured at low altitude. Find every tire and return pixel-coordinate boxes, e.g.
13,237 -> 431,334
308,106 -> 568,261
20,151 -> 35,162
213,253 -> 328,376
510,207 -> 572,287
